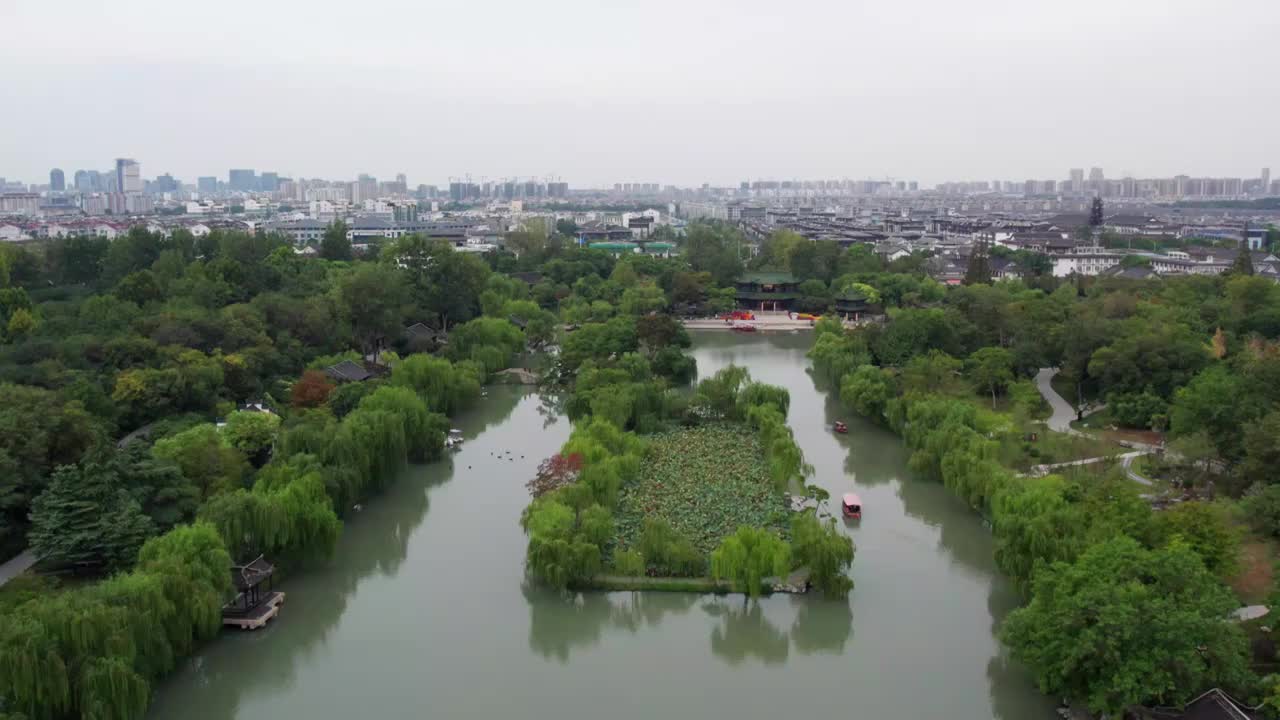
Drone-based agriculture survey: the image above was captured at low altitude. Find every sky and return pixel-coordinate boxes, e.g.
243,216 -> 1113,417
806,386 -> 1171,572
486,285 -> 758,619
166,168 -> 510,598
2,0 -> 1277,188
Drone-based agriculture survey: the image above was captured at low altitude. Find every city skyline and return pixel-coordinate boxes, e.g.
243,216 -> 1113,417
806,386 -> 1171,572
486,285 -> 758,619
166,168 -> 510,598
4,159 -> 1277,194
3,0 -> 1277,187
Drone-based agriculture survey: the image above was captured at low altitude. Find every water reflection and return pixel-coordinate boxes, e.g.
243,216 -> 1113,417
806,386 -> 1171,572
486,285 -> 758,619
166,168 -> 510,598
789,595 -> 854,656
705,600 -> 790,666
147,388 -> 529,719
523,587 -> 704,663
524,586 -> 615,663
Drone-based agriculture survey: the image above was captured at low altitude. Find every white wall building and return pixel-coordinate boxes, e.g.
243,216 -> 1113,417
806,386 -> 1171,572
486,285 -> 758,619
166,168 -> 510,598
1052,247 -> 1122,277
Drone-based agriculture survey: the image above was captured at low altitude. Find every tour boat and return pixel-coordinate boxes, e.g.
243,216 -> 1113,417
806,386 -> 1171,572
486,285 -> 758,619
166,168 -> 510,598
833,421 -> 848,434
841,493 -> 862,519
731,321 -> 757,333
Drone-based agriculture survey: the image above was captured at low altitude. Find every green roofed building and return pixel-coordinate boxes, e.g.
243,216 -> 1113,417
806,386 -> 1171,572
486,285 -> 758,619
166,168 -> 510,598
735,272 -> 799,312
834,288 -> 876,321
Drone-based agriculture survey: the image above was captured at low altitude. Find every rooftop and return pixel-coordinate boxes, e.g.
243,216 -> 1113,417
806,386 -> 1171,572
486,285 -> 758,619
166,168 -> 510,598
738,272 -> 797,285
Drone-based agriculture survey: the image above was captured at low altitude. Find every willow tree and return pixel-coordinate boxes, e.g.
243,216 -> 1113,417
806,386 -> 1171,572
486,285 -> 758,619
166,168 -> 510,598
325,407 -> 408,505
791,514 -> 855,596
136,522 -> 232,654
391,354 -> 480,415
198,467 -> 340,565
356,385 -> 447,461
991,474 -> 1085,592
692,365 -> 750,420
710,526 -> 792,597
746,403 -> 811,489
521,498 -> 602,589
739,381 -> 790,417
0,523 -> 231,720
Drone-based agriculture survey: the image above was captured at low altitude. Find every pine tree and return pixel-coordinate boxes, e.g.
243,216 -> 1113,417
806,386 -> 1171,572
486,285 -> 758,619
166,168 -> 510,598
320,220 -> 353,260
965,236 -> 992,285
28,455 -> 155,571
1231,223 -> 1255,276
1089,196 -> 1104,227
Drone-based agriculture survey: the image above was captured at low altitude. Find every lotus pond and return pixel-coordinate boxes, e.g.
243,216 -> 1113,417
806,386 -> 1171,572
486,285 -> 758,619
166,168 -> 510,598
614,424 -> 793,557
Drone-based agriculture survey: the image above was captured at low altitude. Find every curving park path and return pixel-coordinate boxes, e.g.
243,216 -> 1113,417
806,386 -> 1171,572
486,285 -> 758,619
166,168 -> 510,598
1035,368 -> 1080,435
1034,368 -> 1154,487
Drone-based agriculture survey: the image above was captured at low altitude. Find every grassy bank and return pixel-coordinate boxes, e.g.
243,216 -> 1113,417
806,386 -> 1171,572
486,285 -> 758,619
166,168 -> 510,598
587,574 -> 790,595
588,575 -> 732,593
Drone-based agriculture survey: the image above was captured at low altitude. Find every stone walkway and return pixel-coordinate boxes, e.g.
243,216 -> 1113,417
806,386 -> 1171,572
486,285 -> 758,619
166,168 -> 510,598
0,549 -> 36,588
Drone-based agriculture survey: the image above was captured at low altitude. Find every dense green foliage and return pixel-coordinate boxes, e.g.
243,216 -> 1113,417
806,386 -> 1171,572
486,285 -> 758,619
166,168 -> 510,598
1002,537 -> 1250,715
0,224 -> 548,720
0,523 -> 231,720
800,255 -> 1280,710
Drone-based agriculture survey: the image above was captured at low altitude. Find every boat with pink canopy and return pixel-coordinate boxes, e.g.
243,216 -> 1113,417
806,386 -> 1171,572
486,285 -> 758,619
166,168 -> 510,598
841,493 -> 862,519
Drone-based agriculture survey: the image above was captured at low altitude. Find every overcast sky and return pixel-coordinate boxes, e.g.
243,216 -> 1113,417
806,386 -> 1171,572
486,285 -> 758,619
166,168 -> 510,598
2,0 -> 1276,188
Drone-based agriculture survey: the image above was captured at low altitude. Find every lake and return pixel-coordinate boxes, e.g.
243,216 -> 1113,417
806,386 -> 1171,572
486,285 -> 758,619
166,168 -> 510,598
148,331 -> 1053,720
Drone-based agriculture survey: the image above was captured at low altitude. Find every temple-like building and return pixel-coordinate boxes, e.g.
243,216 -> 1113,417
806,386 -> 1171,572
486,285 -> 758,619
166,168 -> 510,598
734,272 -> 799,312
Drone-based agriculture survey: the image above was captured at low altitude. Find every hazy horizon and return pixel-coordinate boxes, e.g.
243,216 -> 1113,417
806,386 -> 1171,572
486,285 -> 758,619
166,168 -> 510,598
4,0 -> 1277,188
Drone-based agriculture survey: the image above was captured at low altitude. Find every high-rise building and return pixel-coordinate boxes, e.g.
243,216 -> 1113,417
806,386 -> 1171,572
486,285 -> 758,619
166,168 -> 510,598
396,173 -> 407,188
115,158 -> 142,194
229,169 -> 256,192
233,169 -> 257,191
1262,168 -> 1272,195
353,175 -> 377,203
1069,168 -> 1084,194
260,172 -> 279,192
49,168 -> 65,192
73,170 -> 90,192
197,176 -> 218,194
152,174 -> 179,194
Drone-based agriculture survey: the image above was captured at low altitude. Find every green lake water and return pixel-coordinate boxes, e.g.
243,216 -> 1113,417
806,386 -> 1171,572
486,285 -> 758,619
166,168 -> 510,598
148,331 -> 1053,720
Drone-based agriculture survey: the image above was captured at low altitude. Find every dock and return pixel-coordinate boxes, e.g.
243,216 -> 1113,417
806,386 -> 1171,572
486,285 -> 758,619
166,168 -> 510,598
223,591 -> 286,630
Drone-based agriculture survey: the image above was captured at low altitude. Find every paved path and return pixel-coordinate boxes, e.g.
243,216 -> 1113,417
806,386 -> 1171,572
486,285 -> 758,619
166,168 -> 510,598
1121,452 -> 1155,487
1035,367 -> 1080,434
0,550 -> 36,588
1025,451 -> 1154,487
1033,368 -> 1158,488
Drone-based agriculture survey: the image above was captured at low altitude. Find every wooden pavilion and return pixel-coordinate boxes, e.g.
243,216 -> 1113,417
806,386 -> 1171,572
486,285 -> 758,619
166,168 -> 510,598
222,555 -> 286,630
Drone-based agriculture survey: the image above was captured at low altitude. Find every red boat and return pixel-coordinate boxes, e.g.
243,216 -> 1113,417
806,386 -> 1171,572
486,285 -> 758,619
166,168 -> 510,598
842,493 -> 862,519
833,421 -> 848,434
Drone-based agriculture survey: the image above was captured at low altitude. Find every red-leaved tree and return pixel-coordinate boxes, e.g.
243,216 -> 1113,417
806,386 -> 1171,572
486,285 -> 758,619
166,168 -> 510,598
291,369 -> 336,408
526,453 -> 584,497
